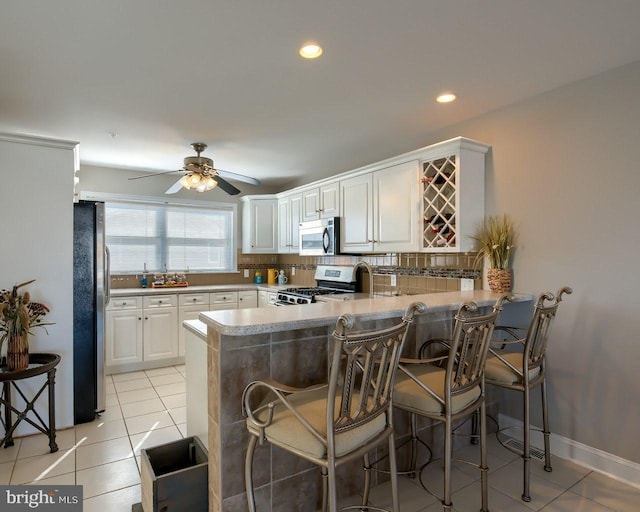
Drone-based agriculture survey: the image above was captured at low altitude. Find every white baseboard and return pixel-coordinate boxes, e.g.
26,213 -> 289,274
498,413 -> 640,490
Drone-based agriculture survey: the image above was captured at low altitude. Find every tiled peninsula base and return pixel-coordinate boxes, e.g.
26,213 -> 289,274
205,309 -> 468,512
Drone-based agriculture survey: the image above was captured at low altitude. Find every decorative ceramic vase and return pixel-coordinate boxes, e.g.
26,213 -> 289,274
7,333 -> 29,371
487,268 -> 512,293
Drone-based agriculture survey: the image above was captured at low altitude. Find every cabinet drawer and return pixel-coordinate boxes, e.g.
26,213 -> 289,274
209,291 -> 238,304
143,294 -> 178,308
107,296 -> 142,310
178,293 -> 209,306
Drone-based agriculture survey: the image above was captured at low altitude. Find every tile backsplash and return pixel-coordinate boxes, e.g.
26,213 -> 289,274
111,251 -> 481,295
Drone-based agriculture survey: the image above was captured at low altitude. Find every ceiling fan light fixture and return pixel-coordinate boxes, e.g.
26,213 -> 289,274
188,173 -> 202,186
203,176 -> 217,190
179,174 -> 192,189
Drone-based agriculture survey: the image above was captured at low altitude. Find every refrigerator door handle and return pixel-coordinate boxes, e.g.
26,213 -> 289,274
105,245 -> 111,306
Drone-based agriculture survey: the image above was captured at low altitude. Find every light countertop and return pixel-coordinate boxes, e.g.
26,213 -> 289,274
199,290 -> 532,336
111,283 -> 287,297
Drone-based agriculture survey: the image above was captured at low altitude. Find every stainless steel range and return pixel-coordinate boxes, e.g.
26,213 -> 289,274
275,265 -> 358,305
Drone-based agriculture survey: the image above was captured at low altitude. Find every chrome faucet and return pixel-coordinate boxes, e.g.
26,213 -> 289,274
354,261 -> 374,297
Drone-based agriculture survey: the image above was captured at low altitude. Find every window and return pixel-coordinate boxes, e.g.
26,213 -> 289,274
105,201 -> 236,273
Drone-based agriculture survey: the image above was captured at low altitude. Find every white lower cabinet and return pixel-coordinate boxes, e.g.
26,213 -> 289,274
106,294 -> 178,373
238,290 -> 258,308
106,307 -> 143,367
142,295 -> 179,362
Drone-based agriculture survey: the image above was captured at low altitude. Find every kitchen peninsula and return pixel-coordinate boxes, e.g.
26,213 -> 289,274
197,290 -> 532,511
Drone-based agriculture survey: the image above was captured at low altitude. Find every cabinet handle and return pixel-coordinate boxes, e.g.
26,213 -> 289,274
138,317 -> 142,321
192,298 -> 197,302
159,300 -> 163,304
145,316 -> 148,320
122,301 -> 127,306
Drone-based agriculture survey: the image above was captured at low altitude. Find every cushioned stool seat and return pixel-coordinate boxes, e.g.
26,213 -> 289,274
484,350 -> 540,385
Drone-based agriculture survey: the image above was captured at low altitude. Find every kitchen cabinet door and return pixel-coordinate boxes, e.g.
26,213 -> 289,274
143,308 -> 179,361
241,196 -> 277,253
340,161 -> 420,253
373,160 -> 420,252
238,290 -> 258,308
277,193 -> 302,253
340,173 -> 374,252
302,182 -> 339,221
105,309 -> 143,367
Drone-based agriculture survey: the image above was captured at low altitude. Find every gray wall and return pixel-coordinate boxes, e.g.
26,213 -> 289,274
423,60 -> 640,463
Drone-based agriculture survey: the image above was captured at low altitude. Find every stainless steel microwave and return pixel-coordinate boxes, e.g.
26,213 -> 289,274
299,217 -> 340,256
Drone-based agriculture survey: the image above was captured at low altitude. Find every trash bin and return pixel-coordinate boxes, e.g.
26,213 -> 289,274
138,436 -> 208,512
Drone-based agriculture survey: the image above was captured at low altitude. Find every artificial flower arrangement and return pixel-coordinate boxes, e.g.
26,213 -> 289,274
469,215 -> 516,292
0,279 -> 52,370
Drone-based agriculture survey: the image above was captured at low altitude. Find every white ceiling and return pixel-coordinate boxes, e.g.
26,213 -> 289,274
2,1 -> 640,189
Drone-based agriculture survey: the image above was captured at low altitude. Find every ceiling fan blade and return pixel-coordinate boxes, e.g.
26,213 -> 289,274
214,175 -> 241,195
216,169 -> 261,186
165,178 -> 184,194
129,169 -> 181,181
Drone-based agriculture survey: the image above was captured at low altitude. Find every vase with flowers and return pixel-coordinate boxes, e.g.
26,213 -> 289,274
0,280 -> 53,371
469,215 -> 516,292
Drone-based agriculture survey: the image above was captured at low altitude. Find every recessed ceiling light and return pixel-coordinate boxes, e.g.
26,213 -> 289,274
436,93 -> 456,103
299,43 -> 323,59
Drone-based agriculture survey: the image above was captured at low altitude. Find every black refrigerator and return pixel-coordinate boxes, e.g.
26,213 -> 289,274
73,200 -> 109,424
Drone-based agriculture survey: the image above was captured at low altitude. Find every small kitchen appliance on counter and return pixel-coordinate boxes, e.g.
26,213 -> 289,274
275,265 -> 357,305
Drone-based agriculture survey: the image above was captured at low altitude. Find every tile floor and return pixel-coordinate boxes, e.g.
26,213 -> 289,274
1,364 -> 638,511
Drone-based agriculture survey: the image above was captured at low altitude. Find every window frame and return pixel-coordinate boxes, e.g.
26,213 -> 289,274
80,191 -> 238,274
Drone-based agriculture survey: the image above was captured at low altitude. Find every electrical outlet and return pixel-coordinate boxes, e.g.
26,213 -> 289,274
243,269 -> 249,278
291,267 -> 296,276
460,278 -> 474,291
390,274 -> 397,286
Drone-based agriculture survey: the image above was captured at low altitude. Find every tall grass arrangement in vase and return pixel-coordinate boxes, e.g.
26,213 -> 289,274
0,280 -> 53,370
470,215 -> 516,292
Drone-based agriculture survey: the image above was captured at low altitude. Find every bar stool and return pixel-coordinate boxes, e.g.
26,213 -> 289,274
390,296 -> 512,512
484,287 -> 572,502
243,302 -> 427,512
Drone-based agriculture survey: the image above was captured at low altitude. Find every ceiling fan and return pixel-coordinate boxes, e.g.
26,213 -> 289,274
128,142 -> 261,196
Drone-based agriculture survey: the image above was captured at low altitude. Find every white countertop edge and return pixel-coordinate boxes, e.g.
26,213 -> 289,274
183,319 -> 208,340
199,290 -> 533,336
111,283 -> 287,297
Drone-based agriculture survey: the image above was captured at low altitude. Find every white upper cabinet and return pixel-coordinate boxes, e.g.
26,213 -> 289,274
241,196 -> 277,254
302,181 -> 339,221
420,137 -> 489,252
277,192 -> 302,253
340,160 -> 420,253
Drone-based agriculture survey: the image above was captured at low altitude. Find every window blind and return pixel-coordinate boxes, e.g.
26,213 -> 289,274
105,201 -> 235,273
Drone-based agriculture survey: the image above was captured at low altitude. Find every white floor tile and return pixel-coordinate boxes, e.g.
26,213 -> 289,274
149,372 -> 185,387
98,404 -> 124,422
540,490 -> 617,512
489,459 -> 567,510
83,484 -> 141,512
160,392 -> 186,410
114,378 -> 152,393
168,406 -> 186,425
177,423 -> 188,437
0,461 -> 14,484
117,387 -> 159,405
111,371 -> 148,383
76,437 -> 135,470
452,480 -> 533,512
0,439 -> 21,464
145,366 -> 179,377
120,398 -> 167,419
105,381 -> 116,394
77,457 -> 140,499
106,393 -> 119,407
10,448 -> 76,484
154,381 -> 186,397
569,471 -> 640,512
368,476 -> 438,512
24,471 -> 76,486
75,418 -> 128,445
17,428 -> 77,459
124,410 -> 175,435
129,425 -> 182,456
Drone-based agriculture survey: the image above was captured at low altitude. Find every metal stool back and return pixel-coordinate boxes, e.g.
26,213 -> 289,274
243,302 -> 426,512
485,286 -> 572,502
